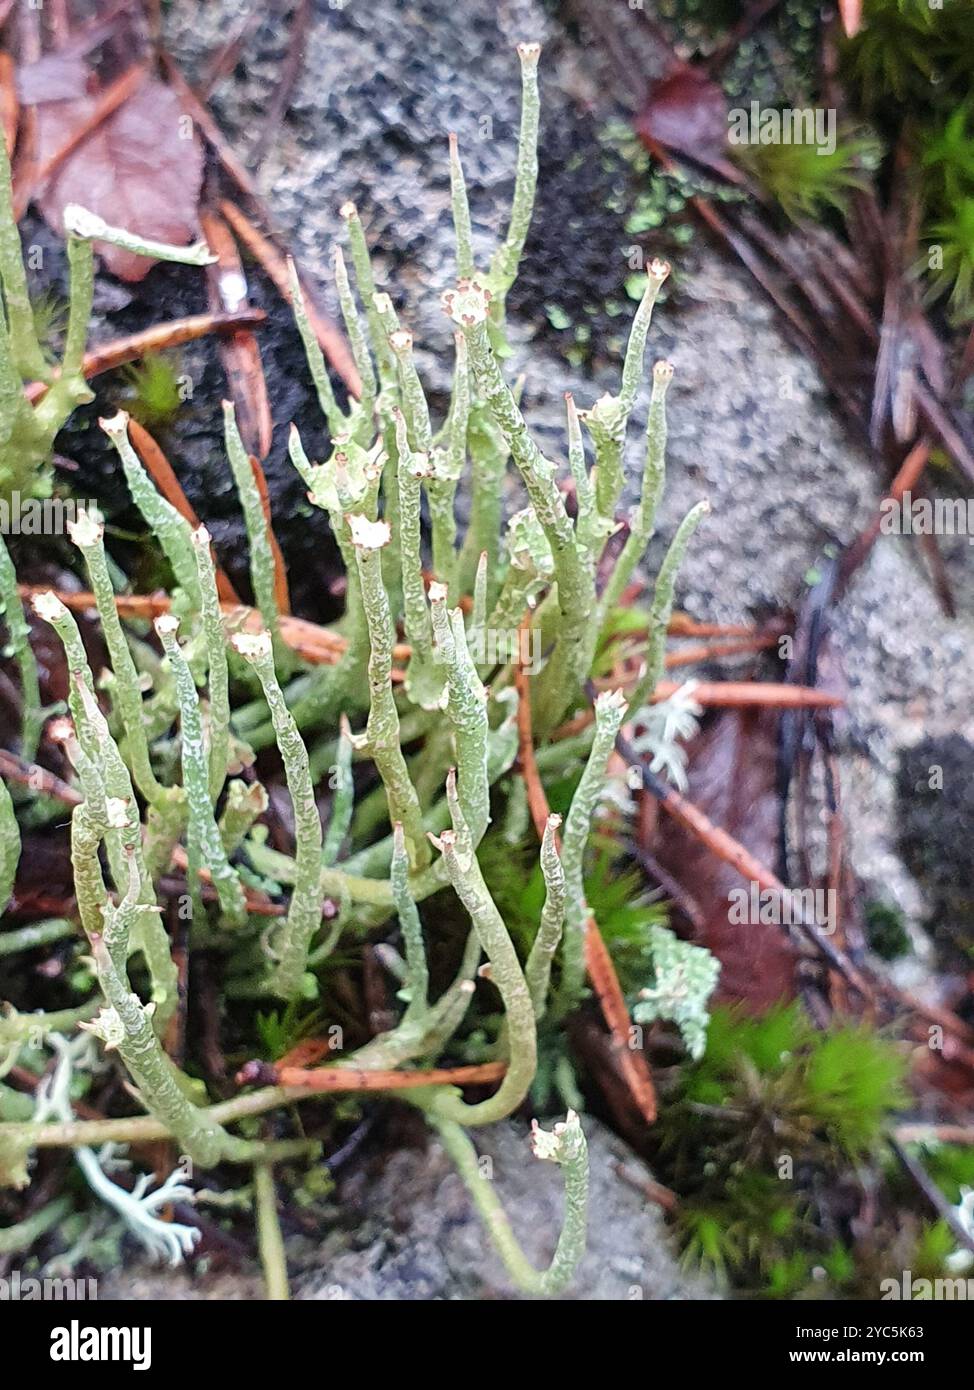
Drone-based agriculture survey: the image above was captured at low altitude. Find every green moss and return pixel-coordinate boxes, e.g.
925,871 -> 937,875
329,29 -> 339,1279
865,900 -> 911,961
657,1004 -> 910,1292
735,129 -> 883,222
119,352 -> 185,428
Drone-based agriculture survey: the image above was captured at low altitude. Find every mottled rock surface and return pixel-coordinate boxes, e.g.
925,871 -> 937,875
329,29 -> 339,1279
98,1117 -> 707,1301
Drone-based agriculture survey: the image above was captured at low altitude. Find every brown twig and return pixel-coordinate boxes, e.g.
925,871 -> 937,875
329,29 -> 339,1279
24,310 -> 268,404
0,750 -> 80,807
612,1160 -> 679,1212
202,207 -> 273,460
560,683 -> 842,748
838,438 -> 931,592
272,1060 -> 508,1093
667,614 -> 762,638
15,583 -> 404,666
890,1137 -> 974,1256
652,679 -> 842,709
618,725 -> 974,1046
0,50 -> 17,156
248,0 -> 311,169
220,196 -> 362,399
197,11 -> 264,99
127,418 -> 241,604
159,51 -> 361,397
663,634 -> 778,668
894,1124 -> 974,1146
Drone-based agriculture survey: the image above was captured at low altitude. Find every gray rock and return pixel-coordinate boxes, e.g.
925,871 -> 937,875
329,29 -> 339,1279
97,1117 -> 707,1301
296,1115 -> 708,1301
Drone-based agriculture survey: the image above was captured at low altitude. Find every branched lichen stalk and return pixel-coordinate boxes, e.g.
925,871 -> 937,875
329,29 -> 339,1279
555,690 -> 628,1017
394,410 -> 435,673
63,205 -> 216,267
0,533 -> 41,760
232,631 -> 324,1001
89,929 -> 243,1170
599,358 -> 673,618
100,412 -> 200,606
192,526 -> 231,802
444,281 -> 595,728
448,133 -> 475,278
69,798 -> 115,949
389,327 -> 433,452
392,822 -> 429,1022
321,715 -> 354,867
0,770 -> 20,912
286,258 -> 345,433
223,401 -> 288,668
34,596 -> 131,899
524,814 -> 565,1021
334,245 -> 377,434
287,423 -> 366,652
425,1107 -> 588,1297
629,498 -> 710,711
68,512 -> 164,804
340,201 -> 394,387
28,237 -> 96,441
425,778 -> 536,1126
61,235 -> 95,384
487,42 -> 541,326
0,918 -> 75,958
427,331 -> 469,595
156,614 -> 246,928
254,1160 -> 290,1300
71,679 -> 178,1022
587,259 -> 670,525
220,779 -> 269,856
31,592 -> 97,749
564,392 -> 600,567
0,137 -> 48,383
430,585 -> 490,846
468,549 -> 488,660
349,515 -> 430,871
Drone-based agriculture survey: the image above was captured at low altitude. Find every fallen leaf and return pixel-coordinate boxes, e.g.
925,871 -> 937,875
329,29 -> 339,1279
35,77 -> 204,282
17,53 -> 92,106
635,66 -> 729,171
650,707 -> 798,1012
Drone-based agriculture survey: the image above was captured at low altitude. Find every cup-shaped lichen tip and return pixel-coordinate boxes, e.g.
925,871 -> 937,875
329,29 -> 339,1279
67,510 -> 104,549
231,630 -> 274,662
441,279 -> 491,327
347,514 -> 391,551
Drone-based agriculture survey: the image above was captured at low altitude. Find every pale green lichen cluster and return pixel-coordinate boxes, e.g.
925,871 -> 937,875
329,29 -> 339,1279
0,45 -> 718,1295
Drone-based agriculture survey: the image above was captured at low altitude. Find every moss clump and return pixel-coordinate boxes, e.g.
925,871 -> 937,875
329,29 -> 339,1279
654,1004 -> 909,1293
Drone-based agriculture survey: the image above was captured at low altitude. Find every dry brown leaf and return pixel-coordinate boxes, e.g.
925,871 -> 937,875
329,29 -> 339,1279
35,77 -> 204,282
17,52 -> 91,105
651,708 -> 798,1012
635,66 -> 729,172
